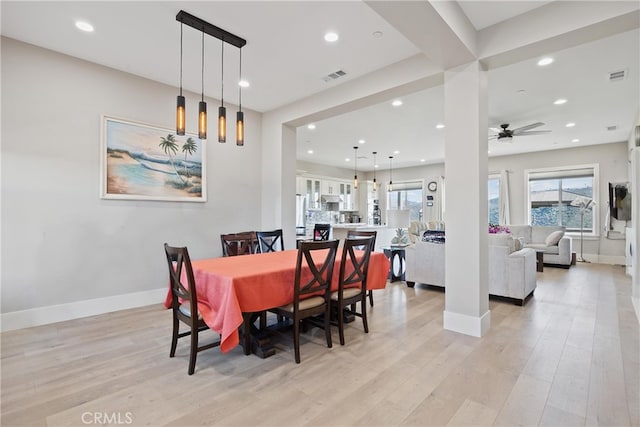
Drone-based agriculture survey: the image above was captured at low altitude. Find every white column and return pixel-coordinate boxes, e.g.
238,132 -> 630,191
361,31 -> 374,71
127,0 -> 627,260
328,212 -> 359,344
443,61 -> 490,337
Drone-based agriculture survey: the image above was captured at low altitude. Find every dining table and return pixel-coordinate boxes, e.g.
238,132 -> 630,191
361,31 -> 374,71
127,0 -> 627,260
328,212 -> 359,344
164,247 -> 390,357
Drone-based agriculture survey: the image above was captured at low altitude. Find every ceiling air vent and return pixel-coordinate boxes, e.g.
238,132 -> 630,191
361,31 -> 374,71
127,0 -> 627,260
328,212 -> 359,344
322,69 -> 347,83
607,125 -> 618,131
608,69 -> 626,82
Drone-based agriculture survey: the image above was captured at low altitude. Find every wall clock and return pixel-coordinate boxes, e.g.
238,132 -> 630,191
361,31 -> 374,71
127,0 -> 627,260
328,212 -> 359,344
427,181 -> 437,192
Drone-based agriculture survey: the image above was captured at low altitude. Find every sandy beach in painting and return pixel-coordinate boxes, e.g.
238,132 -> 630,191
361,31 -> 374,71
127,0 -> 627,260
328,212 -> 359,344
106,151 -> 202,198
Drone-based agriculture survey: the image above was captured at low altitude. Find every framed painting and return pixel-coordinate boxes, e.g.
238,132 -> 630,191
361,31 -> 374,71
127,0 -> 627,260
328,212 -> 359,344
100,116 -> 206,202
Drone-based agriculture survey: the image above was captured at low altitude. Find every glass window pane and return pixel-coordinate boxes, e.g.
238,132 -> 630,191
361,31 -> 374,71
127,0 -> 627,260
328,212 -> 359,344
488,178 -> 500,225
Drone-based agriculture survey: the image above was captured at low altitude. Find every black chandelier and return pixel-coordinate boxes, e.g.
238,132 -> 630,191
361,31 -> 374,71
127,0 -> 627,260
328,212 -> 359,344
175,10 -> 247,145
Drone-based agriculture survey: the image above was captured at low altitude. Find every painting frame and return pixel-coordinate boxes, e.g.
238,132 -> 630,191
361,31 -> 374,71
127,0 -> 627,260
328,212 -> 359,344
100,115 -> 206,202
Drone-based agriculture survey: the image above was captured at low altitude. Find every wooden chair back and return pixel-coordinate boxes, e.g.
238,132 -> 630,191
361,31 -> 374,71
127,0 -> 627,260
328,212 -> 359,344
220,231 -> 257,256
294,239 -> 339,306
313,223 -> 331,241
346,230 -> 377,250
338,236 -> 374,295
256,229 -> 284,253
164,243 -> 198,322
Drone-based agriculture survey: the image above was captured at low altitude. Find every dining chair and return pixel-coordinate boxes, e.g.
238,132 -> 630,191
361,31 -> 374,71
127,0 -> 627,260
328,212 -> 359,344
256,229 -> 284,253
313,223 -> 331,241
164,243 -> 220,375
346,230 -> 378,307
220,231 -> 257,257
269,239 -> 339,363
331,236 -> 374,345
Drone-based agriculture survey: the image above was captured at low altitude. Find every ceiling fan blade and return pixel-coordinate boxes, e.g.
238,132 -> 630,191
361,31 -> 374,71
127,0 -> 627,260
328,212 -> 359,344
489,127 -> 501,133
511,122 -> 545,134
488,135 -> 498,141
517,130 -> 551,136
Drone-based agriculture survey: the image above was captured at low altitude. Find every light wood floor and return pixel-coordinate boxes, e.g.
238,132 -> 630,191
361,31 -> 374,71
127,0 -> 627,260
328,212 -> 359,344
2,263 -> 638,426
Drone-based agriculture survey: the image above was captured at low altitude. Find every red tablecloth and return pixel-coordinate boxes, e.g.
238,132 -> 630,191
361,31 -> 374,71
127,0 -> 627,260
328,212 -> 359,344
164,249 -> 389,353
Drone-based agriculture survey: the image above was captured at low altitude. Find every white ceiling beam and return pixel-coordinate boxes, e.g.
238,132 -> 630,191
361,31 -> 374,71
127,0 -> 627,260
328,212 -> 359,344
479,1 -> 640,69
365,0 -> 478,70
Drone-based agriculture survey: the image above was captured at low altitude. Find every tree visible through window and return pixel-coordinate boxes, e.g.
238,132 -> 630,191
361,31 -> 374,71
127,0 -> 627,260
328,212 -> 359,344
488,176 -> 500,225
527,167 -> 596,233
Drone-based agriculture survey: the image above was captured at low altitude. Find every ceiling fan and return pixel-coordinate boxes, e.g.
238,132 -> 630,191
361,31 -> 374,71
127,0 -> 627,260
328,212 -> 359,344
489,122 -> 550,142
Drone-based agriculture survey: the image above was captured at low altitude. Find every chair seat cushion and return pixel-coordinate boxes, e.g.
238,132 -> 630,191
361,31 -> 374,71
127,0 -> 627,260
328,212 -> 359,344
330,287 -> 362,301
277,296 -> 325,312
178,303 -> 202,319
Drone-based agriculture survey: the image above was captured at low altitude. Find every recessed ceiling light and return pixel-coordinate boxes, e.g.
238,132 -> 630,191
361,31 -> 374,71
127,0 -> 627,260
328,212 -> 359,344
372,31 -> 383,38
488,150 -> 491,154
436,124 -> 445,129
307,124 -> 316,130
393,150 -> 400,154
324,32 -> 339,43
345,158 -> 350,162
553,98 -> 567,105
238,80 -> 250,88
566,122 -> 576,128
307,150 -> 314,154
358,139 -> 366,144
392,99 -> 403,107
537,57 -> 554,66
374,164 -> 379,168
517,89 -> 527,94
572,138 -> 580,143
75,20 -> 94,32
420,159 -> 426,162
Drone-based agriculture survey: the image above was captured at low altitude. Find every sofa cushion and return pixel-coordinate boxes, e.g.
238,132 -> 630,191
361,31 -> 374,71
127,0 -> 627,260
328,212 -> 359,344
488,233 -> 515,253
514,237 -> 524,251
509,225 -> 532,243
545,230 -> 565,246
526,243 -> 560,254
422,230 -> 445,244
531,226 -> 565,244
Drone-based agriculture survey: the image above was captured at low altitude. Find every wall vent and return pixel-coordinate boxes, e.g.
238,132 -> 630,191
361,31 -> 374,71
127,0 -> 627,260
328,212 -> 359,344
322,69 -> 347,83
607,125 -> 618,131
608,69 -> 626,82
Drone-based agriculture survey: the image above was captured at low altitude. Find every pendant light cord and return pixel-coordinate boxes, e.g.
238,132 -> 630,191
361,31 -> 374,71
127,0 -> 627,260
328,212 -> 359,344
179,23 -> 183,96
238,48 -> 242,111
201,31 -> 204,102
221,39 -> 224,107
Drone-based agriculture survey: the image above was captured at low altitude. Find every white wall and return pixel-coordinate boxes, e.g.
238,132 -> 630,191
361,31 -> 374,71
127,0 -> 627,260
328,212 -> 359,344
1,38 -> 263,327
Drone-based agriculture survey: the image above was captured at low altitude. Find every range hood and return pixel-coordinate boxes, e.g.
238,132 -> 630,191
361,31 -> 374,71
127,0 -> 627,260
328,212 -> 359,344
321,194 -> 342,203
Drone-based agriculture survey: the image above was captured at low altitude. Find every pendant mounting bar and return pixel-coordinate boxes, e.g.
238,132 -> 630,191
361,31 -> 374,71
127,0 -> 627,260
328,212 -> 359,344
176,10 -> 247,49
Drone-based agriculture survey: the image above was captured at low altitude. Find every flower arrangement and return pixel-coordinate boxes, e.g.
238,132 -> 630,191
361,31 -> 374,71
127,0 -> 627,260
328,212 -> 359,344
488,224 -> 510,234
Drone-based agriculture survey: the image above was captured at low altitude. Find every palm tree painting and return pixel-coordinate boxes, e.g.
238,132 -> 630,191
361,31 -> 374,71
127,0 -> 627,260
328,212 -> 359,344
102,116 -> 205,202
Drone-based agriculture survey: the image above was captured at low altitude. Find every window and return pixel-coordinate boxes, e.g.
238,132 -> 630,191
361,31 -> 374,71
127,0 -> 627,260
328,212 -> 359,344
488,175 -> 500,225
387,180 -> 423,222
526,165 -> 598,234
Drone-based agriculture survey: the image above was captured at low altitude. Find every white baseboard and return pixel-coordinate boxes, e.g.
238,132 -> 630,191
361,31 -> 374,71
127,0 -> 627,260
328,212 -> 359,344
443,309 -> 491,337
576,254 -> 626,265
1,288 -> 167,332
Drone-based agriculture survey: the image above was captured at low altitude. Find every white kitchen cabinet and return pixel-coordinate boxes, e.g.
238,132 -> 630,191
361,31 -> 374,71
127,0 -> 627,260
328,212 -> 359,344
339,181 -> 358,211
322,180 -> 340,195
301,177 -> 321,210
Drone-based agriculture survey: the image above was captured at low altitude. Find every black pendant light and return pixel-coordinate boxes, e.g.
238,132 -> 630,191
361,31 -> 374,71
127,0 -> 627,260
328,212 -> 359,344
353,146 -> 359,189
176,22 -> 185,135
218,39 -> 226,143
372,151 -> 377,192
388,156 -> 393,192
236,47 -> 244,146
198,31 -> 207,140
175,11 -> 246,142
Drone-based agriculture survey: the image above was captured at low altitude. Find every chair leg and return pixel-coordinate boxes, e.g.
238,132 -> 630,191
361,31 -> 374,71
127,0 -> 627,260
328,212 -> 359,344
368,290 -> 374,307
170,315 -> 179,357
361,297 -> 369,334
259,311 -> 267,330
338,303 -> 345,345
324,305 -> 333,349
293,318 -> 301,364
188,326 -> 198,375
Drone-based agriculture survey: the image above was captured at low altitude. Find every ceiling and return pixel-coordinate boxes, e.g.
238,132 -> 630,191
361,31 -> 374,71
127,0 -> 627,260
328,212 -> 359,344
2,1 -> 638,171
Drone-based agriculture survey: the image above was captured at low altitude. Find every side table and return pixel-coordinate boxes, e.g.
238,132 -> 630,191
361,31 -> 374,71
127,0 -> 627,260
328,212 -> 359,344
382,246 -> 406,282
535,250 -> 544,272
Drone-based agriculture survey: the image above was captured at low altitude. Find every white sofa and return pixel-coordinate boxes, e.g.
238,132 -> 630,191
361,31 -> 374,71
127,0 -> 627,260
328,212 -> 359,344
508,225 -> 573,268
405,234 -> 537,305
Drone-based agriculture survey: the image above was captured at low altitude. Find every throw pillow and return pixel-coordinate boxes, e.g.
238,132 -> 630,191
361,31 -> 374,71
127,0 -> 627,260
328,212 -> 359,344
545,230 -> 564,246
514,237 -> 524,251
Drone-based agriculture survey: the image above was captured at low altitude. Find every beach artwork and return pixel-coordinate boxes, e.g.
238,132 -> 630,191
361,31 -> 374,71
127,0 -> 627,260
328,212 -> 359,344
101,116 -> 206,202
